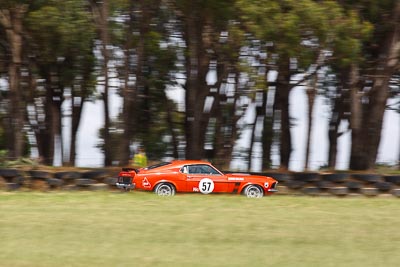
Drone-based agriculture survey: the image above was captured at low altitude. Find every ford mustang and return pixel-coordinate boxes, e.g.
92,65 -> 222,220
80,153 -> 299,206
116,160 -> 278,198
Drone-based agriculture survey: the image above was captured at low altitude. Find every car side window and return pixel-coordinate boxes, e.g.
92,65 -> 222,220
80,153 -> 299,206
187,165 -> 199,174
187,164 -> 221,175
202,165 -> 221,175
181,166 -> 188,174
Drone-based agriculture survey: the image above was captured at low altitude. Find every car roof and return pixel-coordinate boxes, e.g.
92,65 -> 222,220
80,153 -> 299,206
171,160 -> 211,166
142,160 -> 212,172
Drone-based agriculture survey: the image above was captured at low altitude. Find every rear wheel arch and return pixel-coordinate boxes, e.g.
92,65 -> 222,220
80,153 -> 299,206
153,181 -> 176,196
153,180 -> 177,190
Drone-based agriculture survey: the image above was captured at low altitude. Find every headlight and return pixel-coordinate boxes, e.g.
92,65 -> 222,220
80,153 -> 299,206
264,182 -> 269,188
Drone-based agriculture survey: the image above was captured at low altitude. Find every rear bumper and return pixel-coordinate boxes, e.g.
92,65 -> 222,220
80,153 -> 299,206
116,183 -> 135,190
267,188 -> 278,192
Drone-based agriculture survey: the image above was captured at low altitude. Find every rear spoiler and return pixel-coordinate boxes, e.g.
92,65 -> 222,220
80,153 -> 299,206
122,168 -> 139,173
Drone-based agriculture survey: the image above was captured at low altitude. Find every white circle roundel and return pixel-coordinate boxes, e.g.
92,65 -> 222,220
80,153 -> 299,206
199,178 -> 214,194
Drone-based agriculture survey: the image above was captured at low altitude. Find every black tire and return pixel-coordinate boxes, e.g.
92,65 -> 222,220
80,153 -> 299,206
47,178 -> 64,187
243,185 -> 264,198
321,173 -> 349,183
12,176 -> 25,185
263,173 -> 293,183
6,182 -> 21,191
360,188 -> 379,197
302,187 -> 320,196
329,187 -> 349,196
286,180 -> 306,190
392,189 -> 400,198
0,169 -> 21,179
54,171 -> 82,180
374,182 -> 392,192
346,181 -> 362,191
75,178 -> 96,186
154,183 -> 175,196
29,171 -> 53,179
82,170 -> 108,180
104,177 -> 118,185
315,180 -> 334,190
293,172 -> 320,182
351,174 -> 382,183
383,175 -> 400,185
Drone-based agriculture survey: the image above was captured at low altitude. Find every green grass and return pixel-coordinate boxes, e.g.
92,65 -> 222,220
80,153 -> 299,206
0,192 -> 399,267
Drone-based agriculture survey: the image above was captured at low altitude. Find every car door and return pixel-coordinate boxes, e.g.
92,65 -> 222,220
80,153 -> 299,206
184,164 -> 232,194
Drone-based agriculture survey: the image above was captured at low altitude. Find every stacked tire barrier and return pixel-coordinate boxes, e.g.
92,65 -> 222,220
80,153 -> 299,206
0,168 -> 400,197
264,172 -> 400,197
0,169 -> 119,192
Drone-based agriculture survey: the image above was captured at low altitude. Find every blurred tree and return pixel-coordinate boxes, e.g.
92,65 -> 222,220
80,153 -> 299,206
237,0 -> 370,170
126,0 -> 177,162
174,0 -> 238,161
100,0 -> 179,165
323,0 -> 400,170
210,25 -> 245,169
88,0 -> 113,166
26,0 -> 95,165
345,0 -> 400,170
0,2 -> 28,159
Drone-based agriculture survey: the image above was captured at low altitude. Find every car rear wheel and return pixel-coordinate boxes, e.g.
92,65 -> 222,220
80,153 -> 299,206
244,185 -> 264,198
154,183 -> 175,196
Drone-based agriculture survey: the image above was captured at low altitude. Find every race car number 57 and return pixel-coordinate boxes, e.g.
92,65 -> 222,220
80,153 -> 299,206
199,178 -> 214,194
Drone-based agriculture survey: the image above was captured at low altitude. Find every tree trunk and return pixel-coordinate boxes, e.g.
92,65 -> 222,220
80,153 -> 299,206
304,76 -> 316,170
69,94 -> 84,166
89,0 -> 112,166
101,0 -> 112,166
166,100 -> 179,159
183,5 -> 211,160
365,9 -> 400,168
247,108 -> 258,171
120,1 -> 136,166
327,85 -> 347,169
0,6 -> 27,159
348,64 -> 365,170
275,59 -> 292,170
213,70 -> 241,170
36,73 -> 58,166
248,96 -> 264,171
261,89 -> 274,170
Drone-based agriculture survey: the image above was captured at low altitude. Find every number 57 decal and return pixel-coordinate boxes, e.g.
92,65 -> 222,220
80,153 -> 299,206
199,178 -> 214,194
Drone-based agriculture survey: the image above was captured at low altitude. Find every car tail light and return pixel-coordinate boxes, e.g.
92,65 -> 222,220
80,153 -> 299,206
118,176 -> 132,184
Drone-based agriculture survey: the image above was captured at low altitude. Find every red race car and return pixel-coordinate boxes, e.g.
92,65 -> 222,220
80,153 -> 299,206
116,160 -> 278,198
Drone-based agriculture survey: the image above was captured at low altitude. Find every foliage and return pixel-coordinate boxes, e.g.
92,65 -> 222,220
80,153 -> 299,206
26,0 -> 95,67
237,0 -> 372,68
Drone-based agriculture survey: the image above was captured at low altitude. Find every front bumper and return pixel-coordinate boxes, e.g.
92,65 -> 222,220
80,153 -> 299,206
268,188 -> 278,192
116,183 -> 135,190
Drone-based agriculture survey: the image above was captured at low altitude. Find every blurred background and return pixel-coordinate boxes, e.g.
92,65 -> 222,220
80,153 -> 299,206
1,0 -> 400,172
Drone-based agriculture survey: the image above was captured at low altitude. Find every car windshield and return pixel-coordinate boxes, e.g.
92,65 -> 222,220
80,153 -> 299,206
144,162 -> 171,170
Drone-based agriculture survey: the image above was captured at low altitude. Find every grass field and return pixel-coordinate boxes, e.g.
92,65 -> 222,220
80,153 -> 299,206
0,192 -> 399,267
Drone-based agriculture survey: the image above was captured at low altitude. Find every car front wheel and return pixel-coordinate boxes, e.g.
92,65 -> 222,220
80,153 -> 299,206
244,185 -> 264,198
154,183 -> 175,196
